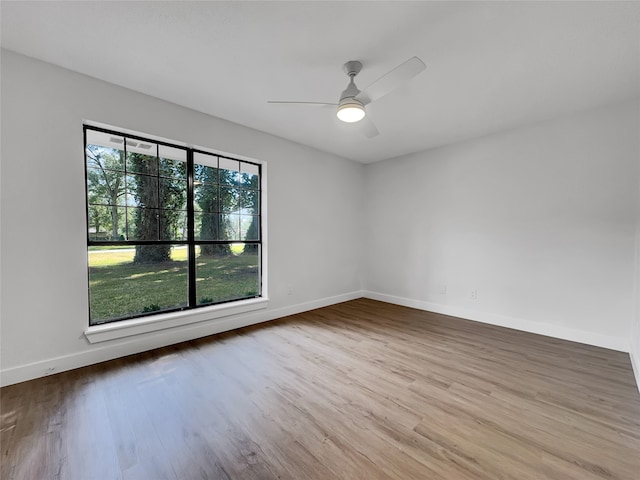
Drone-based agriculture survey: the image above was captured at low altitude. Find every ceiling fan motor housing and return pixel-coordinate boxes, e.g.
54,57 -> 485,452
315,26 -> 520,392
343,60 -> 363,77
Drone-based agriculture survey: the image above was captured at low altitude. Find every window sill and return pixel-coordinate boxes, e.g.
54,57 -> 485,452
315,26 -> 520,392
84,297 -> 269,344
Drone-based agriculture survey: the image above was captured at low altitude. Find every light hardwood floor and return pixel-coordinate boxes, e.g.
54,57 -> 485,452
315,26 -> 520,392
2,298 -> 640,479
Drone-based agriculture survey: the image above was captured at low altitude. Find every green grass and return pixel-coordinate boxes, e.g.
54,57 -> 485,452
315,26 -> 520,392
88,246 -> 259,323
89,249 -> 137,267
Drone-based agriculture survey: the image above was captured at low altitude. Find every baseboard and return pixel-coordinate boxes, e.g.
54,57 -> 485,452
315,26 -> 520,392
363,291 -> 630,353
630,340 -> 640,395
4,290 -> 634,390
0,290 -> 364,387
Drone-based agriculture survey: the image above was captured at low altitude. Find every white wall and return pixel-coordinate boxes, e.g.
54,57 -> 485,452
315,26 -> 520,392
364,101 -> 639,352
0,50 -> 364,385
632,148 -> 640,389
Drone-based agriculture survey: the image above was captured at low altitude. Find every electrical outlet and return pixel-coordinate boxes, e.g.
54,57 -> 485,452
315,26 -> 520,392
439,284 -> 447,295
471,289 -> 478,300
286,284 -> 293,296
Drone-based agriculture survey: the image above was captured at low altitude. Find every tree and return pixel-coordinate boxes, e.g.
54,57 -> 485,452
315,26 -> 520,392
86,145 -> 125,240
242,219 -> 259,254
196,165 -> 232,257
130,153 -> 186,263
87,204 -> 112,238
241,173 -> 259,254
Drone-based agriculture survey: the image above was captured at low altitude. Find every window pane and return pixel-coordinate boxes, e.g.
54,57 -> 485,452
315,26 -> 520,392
127,207 -> 160,241
195,165 -> 218,186
160,178 -> 187,210
219,158 -> 239,185
240,189 -> 259,214
127,151 -> 158,176
194,212 -> 220,241
220,186 -> 239,213
221,213 -> 240,241
88,205 -> 126,241
241,215 -> 259,241
87,168 -> 125,207
194,184 -> 219,213
160,210 -> 188,241
126,174 -> 159,208
159,157 -> 187,180
195,244 -> 260,305
86,144 -> 125,172
194,152 -> 218,167
159,145 -> 187,163
240,163 -> 259,189
88,245 -> 188,324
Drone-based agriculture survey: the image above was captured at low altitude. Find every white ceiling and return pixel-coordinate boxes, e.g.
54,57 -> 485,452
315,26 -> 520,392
2,1 -> 639,163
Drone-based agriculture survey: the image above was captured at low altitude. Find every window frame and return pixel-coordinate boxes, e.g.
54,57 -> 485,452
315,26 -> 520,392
83,124 -> 265,330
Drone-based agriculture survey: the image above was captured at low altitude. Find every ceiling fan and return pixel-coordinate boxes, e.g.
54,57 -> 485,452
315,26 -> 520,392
268,56 -> 426,138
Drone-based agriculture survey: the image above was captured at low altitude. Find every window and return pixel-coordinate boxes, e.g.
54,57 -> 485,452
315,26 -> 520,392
84,126 -> 262,325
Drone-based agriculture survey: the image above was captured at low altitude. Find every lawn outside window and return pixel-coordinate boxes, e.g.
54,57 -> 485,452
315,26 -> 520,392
84,125 -> 263,326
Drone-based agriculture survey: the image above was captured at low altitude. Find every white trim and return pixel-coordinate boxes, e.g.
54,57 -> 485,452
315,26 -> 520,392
631,340 -> 640,395
363,291 -> 630,353
631,163 -> 640,394
85,297 -> 270,343
260,162 -> 269,305
0,290 -> 363,387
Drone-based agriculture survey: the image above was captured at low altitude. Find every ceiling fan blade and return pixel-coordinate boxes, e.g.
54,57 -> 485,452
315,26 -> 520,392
356,56 -> 426,105
360,115 -> 379,138
267,101 -> 337,107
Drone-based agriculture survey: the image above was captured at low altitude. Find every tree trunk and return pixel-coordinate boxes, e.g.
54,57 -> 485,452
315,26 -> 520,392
200,214 -> 231,257
134,243 -> 171,263
200,244 -> 231,257
110,205 -> 119,240
131,153 -> 172,263
196,178 -> 231,257
242,216 -> 258,254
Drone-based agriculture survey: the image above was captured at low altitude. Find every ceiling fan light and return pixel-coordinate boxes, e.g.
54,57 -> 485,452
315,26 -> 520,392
337,101 -> 365,123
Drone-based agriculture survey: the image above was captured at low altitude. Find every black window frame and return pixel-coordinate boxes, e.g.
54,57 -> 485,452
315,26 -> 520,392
84,125 -> 262,325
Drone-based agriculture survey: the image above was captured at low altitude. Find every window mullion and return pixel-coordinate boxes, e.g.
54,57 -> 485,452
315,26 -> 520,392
187,149 -> 197,307
156,143 -> 161,242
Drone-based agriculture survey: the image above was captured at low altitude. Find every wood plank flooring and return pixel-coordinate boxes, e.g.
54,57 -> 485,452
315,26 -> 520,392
2,298 -> 640,479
